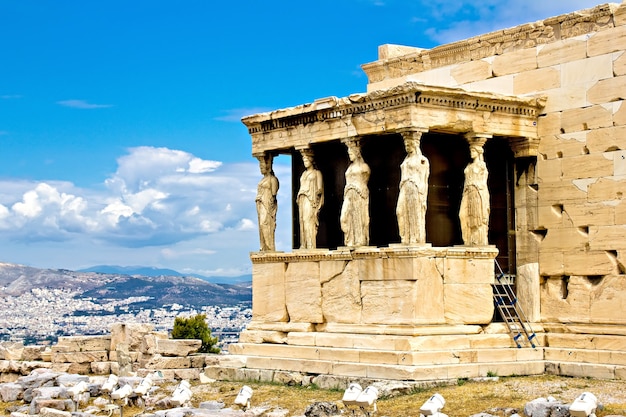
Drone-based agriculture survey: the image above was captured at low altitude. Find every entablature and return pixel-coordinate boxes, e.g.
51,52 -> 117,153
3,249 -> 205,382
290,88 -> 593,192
242,82 -> 545,157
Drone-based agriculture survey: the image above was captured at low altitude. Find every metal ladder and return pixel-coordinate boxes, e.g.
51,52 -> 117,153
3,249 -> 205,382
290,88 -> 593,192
492,260 -> 538,348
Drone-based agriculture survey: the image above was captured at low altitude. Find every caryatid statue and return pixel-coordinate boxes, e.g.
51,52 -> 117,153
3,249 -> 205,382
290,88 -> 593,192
396,130 -> 430,245
296,148 -> 324,249
459,135 -> 490,246
340,139 -> 371,247
255,153 -> 279,251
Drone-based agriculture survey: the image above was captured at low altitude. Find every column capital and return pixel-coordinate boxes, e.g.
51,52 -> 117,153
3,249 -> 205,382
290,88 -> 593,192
464,132 -> 492,148
509,137 -> 540,158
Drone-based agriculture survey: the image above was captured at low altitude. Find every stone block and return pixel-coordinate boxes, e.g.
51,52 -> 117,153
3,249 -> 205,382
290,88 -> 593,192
140,332 -> 168,355
414,261 -> 445,325
479,361 -> 544,377
320,260 -> 362,323
536,157 -> 562,181
540,227 -> 589,252
540,85 -> 589,113
0,382 -> 22,401
492,48 -> 537,76
155,339 -> 201,357
589,225 -> 626,250
537,37 -> 587,67
559,202 -> 614,228
143,356 -> 190,369
561,154 -> 614,180
537,205 -> 564,229
444,257 -> 494,284
37,406 -> 72,417
90,361 -> 111,375
588,25 -> 626,57
557,362 -> 615,379
464,74 -> 515,95
469,334 -> 516,349
407,67 -> 455,88
588,177 -> 626,203
561,105 -> 613,133
109,323 -> 154,352
252,261 -> 288,322
404,351 -> 461,365
589,275 -> 626,324
538,134 -> 586,159
451,59 -> 492,84
0,342 -> 24,360
407,335 -> 470,351
51,351 -> 109,364
318,347 -> 360,363
537,112 -> 562,137
359,350 -> 401,365
475,349 -> 518,363
613,100 -> 626,125
331,363 -> 367,378
561,54 -> 614,87
588,75 -> 626,104
361,280 -> 417,325
614,52 -> 626,76
22,346 -> 45,361
285,261 -> 323,323
587,125 -> 626,153
513,67 -> 560,95
563,250 -> 619,276
540,276 -> 592,323
54,336 -> 111,353
204,353 -> 247,368
538,180 -> 588,206
173,368 -> 201,380
287,332 -> 316,346
238,330 -> 287,344
444,283 -> 493,324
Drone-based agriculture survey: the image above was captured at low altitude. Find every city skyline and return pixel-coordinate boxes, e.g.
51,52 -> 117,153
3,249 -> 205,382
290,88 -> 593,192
0,1 -> 603,278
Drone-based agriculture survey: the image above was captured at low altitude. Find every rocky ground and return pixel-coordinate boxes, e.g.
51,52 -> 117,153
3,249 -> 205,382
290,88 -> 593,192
1,371 -> 626,417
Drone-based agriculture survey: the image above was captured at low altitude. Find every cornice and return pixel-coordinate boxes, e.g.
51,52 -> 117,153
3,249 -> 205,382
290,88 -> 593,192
361,3 -> 618,83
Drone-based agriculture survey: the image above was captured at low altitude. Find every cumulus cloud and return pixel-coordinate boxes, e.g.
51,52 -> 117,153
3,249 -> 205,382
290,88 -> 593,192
0,147 -> 264,247
57,99 -> 113,109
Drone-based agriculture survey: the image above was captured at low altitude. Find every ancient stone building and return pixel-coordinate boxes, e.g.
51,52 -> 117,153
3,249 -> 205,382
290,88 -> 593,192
219,2 -> 626,383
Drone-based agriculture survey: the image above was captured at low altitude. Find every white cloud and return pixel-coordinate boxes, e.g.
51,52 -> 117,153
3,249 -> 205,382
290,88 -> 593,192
0,147 -> 278,253
238,218 -> 255,231
57,99 -> 113,109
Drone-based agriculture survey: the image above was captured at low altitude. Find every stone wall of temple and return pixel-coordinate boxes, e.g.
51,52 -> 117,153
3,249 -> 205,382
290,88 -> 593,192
363,2 -> 626,330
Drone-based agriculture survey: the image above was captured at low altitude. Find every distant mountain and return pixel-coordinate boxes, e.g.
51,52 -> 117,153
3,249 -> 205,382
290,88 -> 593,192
78,265 -> 252,284
0,262 -> 251,308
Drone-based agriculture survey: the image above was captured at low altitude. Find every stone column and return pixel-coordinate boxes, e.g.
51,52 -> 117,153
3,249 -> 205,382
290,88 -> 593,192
397,128 -> 430,245
255,152 -> 279,252
460,133 -> 492,246
510,139 -> 541,322
296,147 -> 324,249
340,138 -> 371,247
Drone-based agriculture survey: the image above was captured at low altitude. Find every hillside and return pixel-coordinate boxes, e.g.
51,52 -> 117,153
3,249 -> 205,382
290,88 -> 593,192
0,262 -> 251,308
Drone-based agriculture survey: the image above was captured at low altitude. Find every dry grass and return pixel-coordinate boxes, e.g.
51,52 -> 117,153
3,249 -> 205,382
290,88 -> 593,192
3,375 -> 626,417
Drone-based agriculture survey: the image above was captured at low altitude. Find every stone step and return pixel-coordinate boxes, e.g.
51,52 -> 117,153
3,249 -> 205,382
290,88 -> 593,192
545,360 -> 626,380
545,333 -> 626,350
241,329 -> 537,351
205,355 -> 545,382
228,343 -> 543,366
544,347 -> 626,366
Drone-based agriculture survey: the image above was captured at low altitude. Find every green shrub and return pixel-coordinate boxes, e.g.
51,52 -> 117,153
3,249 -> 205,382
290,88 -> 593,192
171,313 -> 220,353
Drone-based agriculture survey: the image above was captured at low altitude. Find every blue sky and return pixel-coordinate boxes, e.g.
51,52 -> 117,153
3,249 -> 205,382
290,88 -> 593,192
0,0 -> 603,277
